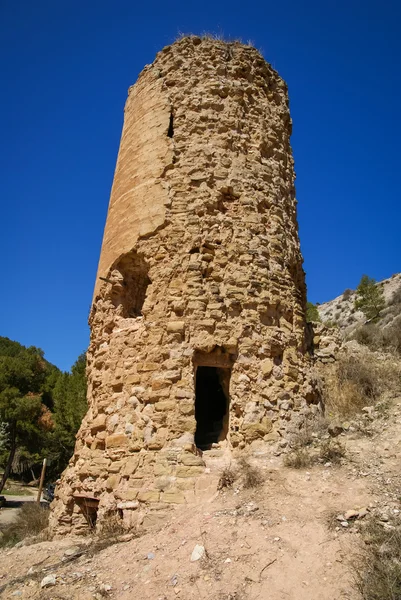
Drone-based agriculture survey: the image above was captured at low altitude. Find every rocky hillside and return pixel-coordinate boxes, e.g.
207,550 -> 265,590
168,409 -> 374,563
317,272 -> 401,330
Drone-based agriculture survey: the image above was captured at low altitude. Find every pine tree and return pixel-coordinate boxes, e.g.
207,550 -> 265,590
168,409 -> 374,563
51,354 -> 87,472
354,275 -> 385,321
0,339 -> 49,492
306,302 -> 321,323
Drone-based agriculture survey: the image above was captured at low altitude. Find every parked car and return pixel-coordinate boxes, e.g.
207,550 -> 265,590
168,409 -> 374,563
43,483 -> 55,503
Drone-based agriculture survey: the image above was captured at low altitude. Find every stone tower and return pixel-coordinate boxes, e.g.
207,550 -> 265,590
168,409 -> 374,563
50,36 -> 316,535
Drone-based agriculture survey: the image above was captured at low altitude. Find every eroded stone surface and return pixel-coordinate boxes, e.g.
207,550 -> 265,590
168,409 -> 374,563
49,36 -> 317,536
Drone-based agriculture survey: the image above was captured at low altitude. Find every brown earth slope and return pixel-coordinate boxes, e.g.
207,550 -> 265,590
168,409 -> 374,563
1,392 -> 401,600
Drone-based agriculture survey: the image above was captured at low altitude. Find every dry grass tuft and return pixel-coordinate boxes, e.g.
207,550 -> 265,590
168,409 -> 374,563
174,32 -> 257,50
322,353 -> 400,419
354,517 -> 401,600
284,448 -> 314,469
237,457 -> 264,488
218,465 -> 236,490
319,439 -> 346,464
289,413 -> 328,449
96,513 -> 126,540
285,437 -> 345,469
0,502 -> 49,547
354,317 -> 401,356
326,510 -> 342,531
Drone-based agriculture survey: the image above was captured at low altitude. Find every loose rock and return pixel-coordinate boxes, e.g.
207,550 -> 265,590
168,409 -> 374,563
41,574 -> 57,588
191,544 -> 205,562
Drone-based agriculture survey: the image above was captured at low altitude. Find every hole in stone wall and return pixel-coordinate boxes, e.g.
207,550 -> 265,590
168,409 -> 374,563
194,366 -> 231,451
167,112 -> 174,138
74,496 -> 99,529
111,251 -> 151,318
216,189 -> 239,214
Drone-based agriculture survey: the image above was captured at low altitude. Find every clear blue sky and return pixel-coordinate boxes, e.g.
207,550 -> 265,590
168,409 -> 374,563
1,0 -> 400,371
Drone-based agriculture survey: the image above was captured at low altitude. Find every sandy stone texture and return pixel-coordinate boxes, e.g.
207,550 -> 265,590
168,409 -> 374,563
49,36 -> 318,536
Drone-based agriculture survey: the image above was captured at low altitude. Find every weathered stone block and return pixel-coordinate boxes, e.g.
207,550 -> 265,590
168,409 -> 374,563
137,362 -> 159,372
138,490 -> 160,503
179,401 -> 194,415
117,500 -> 139,510
118,490 -> 139,501
106,434 -> 129,449
105,474 -> 121,491
125,373 -> 141,385
176,465 -> 204,478
155,400 -> 176,411
154,462 -> 174,476
108,460 -> 125,473
166,321 -> 185,333
242,417 -> 273,440
122,456 -> 140,476
90,414 -> 106,433
261,358 -> 274,377
151,379 -> 171,390
180,453 -> 204,466
162,490 -> 186,504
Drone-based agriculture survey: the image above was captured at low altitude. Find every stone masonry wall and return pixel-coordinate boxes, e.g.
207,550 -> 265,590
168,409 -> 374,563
49,36 -> 317,535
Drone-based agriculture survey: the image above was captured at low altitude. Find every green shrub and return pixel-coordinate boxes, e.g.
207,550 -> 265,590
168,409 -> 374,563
306,302 -> 321,323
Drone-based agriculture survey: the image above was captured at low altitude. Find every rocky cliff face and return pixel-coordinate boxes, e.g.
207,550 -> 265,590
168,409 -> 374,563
49,36 -> 317,536
317,273 -> 401,330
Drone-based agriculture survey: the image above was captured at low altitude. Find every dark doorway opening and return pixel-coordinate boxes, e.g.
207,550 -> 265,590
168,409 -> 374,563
195,366 -> 230,451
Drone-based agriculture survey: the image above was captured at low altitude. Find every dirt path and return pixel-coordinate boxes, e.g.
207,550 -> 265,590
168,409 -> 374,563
0,489 -> 39,527
1,401 -> 400,600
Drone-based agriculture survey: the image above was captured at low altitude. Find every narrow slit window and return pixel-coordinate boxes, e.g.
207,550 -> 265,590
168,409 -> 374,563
167,113 -> 174,138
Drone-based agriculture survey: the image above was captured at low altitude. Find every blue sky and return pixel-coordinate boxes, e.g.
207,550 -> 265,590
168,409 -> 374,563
0,0 -> 400,371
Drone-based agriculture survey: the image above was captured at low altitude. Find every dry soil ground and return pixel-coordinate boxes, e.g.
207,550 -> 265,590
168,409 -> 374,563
1,399 -> 401,600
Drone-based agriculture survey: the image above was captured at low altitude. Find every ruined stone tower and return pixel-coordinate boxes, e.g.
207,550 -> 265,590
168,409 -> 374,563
50,36 -> 316,535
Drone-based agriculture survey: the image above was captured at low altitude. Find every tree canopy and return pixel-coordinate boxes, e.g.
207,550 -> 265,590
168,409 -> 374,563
355,275 -> 386,321
51,353 -> 87,474
0,337 -> 87,490
306,302 -> 321,323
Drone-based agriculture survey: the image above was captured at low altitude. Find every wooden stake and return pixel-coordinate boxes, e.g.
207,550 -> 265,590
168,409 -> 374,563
36,458 -> 47,504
